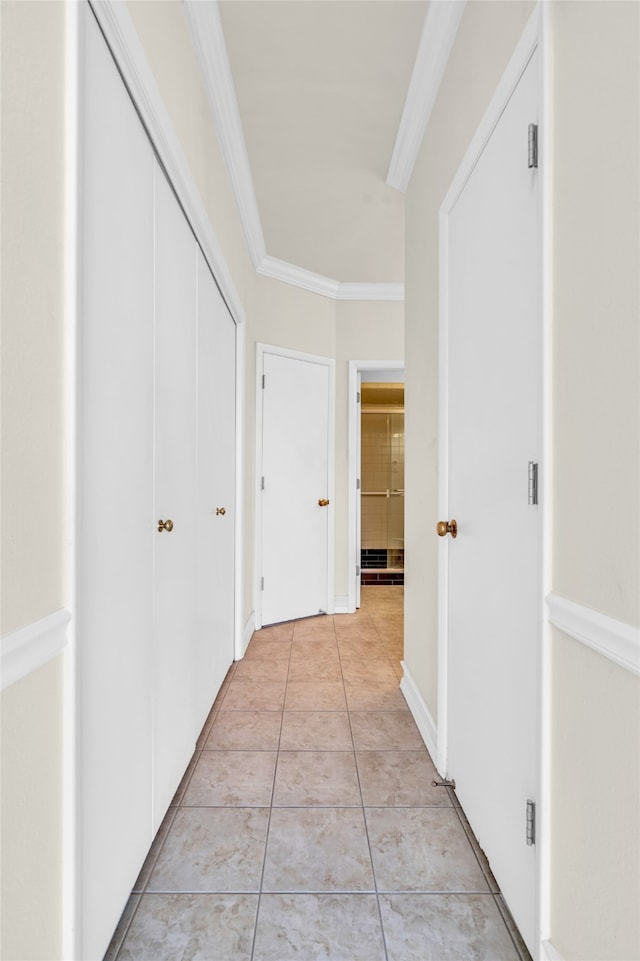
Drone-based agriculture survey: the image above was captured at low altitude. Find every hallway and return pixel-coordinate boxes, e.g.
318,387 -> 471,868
105,588 -> 529,961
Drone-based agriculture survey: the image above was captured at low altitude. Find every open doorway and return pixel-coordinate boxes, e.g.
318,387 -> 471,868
347,361 -> 404,612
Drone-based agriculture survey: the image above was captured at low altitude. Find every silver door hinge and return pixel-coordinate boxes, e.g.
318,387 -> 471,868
526,799 -> 536,846
528,461 -> 538,506
528,124 -> 538,169
262,374 -> 266,388
356,478 -> 361,490
357,391 -> 361,403
261,476 -> 265,491
356,565 -> 360,576
260,577 -> 264,591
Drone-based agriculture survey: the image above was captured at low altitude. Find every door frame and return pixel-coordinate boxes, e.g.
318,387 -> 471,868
255,343 -> 336,630
347,360 -> 405,613
437,6 -> 552,956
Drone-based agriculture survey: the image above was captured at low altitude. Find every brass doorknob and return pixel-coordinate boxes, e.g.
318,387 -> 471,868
437,519 -> 457,538
318,498 -> 330,507
216,507 -> 226,516
158,519 -> 174,532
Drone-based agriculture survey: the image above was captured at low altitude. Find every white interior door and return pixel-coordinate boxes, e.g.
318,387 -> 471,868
259,347 -> 334,625
153,166 -> 198,827
442,50 -> 540,952
195,251 -> 236,730
356,374 -> 362,609
80,12 -> 155,958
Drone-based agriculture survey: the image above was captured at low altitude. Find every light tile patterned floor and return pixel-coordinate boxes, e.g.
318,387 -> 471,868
105,587 -> 531,961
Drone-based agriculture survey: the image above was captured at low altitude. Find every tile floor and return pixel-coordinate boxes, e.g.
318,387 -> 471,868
105,587 -> 531,961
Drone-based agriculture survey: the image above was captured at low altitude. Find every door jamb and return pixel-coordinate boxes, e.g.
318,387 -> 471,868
347,360 -> 405,614
255,342 -> 336,630
437,5 -> 549,954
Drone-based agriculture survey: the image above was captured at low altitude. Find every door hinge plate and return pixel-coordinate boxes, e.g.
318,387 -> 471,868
356,565 -> 360,576
528,461 -> 538,506
528,123 -> 538,169
260,576 -> 264,591
357,391 -> 361,403
356,478 -> 361,490
262,374 -> 266,388
261,476 -> 265,491
526,799 -> 536,846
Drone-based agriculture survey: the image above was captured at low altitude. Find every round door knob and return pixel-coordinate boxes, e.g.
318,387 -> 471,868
216,507 -> 226,516
158,519 -> 174,533
437,519 -> 457,539
318,498 -> 330,507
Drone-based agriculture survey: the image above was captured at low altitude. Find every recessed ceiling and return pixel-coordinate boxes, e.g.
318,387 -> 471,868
218,1 -> 429,285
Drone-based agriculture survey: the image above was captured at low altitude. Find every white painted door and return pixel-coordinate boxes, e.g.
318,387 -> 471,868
356,374 -> 362,609
259,348 -> 334,625
442,50 -> 540,952
195,250 -> 236,731
80,12 -> 155,958
153,166 -> 198,827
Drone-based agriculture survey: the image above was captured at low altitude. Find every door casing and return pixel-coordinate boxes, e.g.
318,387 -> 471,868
347,360 -> 405,613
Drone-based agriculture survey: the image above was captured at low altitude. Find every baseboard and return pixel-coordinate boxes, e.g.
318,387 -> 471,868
541,940 -> 565,961
242,611 -> 256,656
1,609 -> 72,690
546,593 -> 640,677
400,662 -> 438,763
334,596 -> 351,615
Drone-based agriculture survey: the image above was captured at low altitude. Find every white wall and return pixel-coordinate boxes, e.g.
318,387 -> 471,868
1,2 -> 66,958
404,2 -> 640,959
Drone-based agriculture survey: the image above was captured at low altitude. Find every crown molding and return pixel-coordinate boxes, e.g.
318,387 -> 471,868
258,257 -> 404,302
185,0 -> 405,302
184,0 -> 266,268
387,0 -> 467,193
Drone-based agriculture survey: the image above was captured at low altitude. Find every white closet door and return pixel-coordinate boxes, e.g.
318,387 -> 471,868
195,252 -> 237,730
153,167 -> 198,827
80,12 -> 154,960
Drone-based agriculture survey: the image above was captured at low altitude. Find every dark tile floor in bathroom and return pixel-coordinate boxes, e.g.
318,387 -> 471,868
105,587 -> 531,961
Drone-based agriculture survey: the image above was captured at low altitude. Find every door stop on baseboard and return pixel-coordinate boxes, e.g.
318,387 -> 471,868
432,778 -> 456,789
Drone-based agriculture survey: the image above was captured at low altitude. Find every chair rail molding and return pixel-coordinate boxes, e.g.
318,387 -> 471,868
546,593 -> 640,677
1,609 -> 72,690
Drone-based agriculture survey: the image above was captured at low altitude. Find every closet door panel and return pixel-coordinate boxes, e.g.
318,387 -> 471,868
80,12 -> 154,959
195,253 -> 237,729
153,167 -> 198,827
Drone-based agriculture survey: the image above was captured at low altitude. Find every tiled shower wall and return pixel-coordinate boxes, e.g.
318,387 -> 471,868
361,411 -> 404,572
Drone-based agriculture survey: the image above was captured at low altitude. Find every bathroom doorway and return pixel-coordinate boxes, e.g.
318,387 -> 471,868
347,361 -> 404,611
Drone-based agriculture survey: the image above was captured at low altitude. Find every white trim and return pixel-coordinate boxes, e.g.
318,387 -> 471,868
538,5 -> 554,956
1,610 -> 72,691
183,0 -> 265,270
334,596 -> 350,615
89,0 -> 246,328
255,343 -> 336,628
400,663 -> 439,766
233,322 -> 246,662
541,940 -> 565,961
241,612 -> 256,657
546,594 -> 640,677
258,255 -> 340,299
347,360 -> 405,613
387,0 -> 467,193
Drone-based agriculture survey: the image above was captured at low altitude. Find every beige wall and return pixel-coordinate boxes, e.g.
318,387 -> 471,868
1,2 -> 67,958
404,2 -> 640,959
335,301 -> 404,595
549,4 -> 640,959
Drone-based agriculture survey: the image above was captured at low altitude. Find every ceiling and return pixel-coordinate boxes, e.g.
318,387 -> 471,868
217,1 -> 429,286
